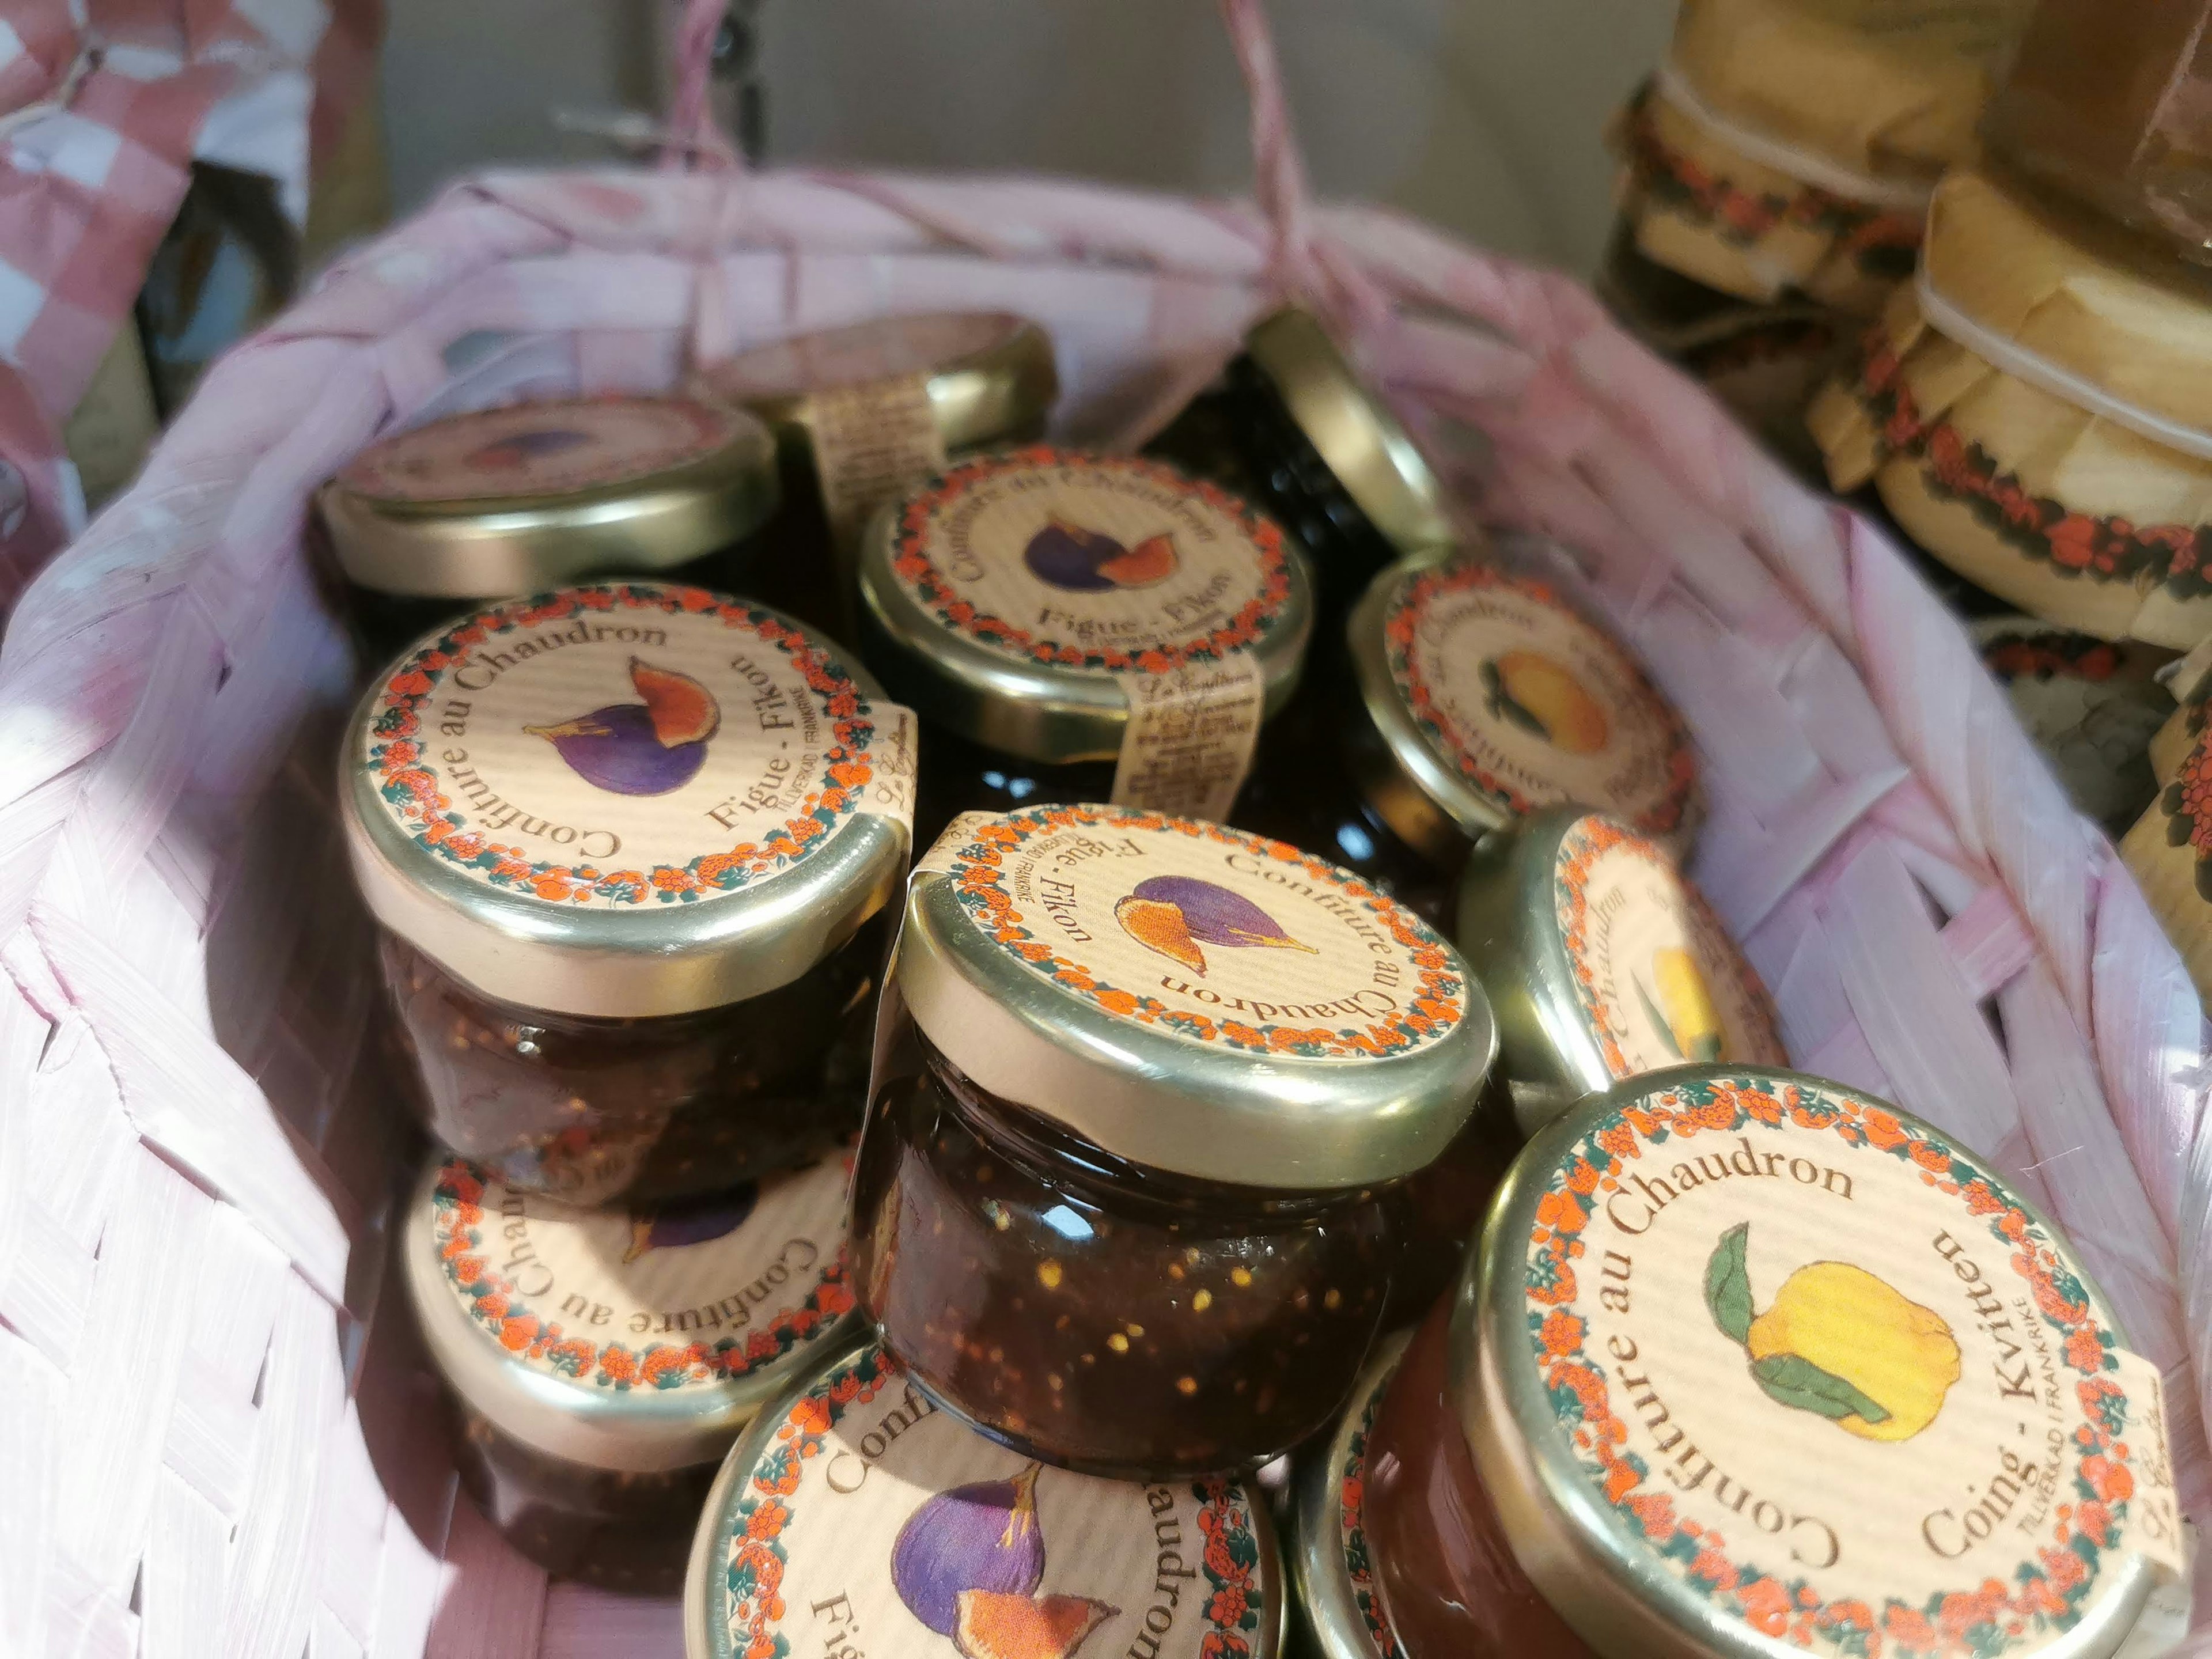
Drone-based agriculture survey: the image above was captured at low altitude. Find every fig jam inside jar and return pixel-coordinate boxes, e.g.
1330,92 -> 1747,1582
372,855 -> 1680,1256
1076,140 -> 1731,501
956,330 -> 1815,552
695,312 -> 1058,639
1237,551 -> 1700,932
402,1152 -> 857,1593
342,581 -> 916,1205
683,1335 -> 1286,1659
318,395 -> 783,663
851,805 -> 1499,1479
858,449 -> 1313,851
1362,1066 -> 2190,1659
1214,307 -> 1458,617
1455,807 -> 1783,1139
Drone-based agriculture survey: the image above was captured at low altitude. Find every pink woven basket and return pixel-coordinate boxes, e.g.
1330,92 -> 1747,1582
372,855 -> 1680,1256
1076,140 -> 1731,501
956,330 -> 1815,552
2,3 -> 2205,1654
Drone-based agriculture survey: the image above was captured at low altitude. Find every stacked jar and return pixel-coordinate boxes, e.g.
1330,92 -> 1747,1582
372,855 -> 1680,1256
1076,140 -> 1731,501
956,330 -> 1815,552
1600,0 -> 2032,476
346,579 -> 920,1585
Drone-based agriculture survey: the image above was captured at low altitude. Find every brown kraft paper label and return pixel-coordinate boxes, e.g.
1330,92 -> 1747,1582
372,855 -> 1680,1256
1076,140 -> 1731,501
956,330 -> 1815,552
806,372 -> 949,547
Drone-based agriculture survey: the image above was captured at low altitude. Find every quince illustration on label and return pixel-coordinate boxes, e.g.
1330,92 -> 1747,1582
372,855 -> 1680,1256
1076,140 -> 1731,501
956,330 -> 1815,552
1022,516 -> 1180,593
1706,1222 -> 1961,1441
1113,877 -> 1317,976
890,1463 -> 1119,1659
524,657 -> 721,797
1482,650 -> 1609,754
1635,948 -> 1725,1062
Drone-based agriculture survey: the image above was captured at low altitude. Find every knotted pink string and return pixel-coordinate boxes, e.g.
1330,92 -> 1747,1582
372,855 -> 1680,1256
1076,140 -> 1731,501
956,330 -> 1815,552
664,0 -> 742,171
1215,0 -> 1392,336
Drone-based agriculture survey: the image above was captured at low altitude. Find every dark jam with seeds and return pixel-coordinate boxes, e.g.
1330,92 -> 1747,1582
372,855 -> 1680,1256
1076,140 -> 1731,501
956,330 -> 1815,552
851,1022 -> 1399,1478
381,918 -> 884,1205
454,1407 -> 711,1595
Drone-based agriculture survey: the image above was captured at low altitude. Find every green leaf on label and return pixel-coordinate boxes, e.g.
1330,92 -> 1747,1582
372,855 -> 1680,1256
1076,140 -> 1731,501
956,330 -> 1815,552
1750,1353 -> 1892,1425
1635,975 -> 1684,1059
1705,1222 -> 1753,1345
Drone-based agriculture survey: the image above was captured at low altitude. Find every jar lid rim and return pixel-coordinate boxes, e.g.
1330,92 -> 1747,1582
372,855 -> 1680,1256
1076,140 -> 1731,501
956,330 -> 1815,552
1453,1067 -> 2177,1659
321,395 -> 780,600
896,805 -> 1497,1188
340,582 -> 911,1019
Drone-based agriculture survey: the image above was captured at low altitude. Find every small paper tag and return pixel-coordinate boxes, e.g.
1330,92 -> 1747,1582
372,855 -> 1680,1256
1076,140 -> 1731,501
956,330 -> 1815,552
862,703 -> 919,851
914,810 -> 1001,880
2109,1348 -> 2192,1587
805,373 -> 948,547
1109,653 -> 1267,823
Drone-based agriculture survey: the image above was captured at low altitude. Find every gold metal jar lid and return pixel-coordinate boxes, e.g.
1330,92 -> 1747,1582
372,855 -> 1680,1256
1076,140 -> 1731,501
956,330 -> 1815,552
857,448 -> 1312,767
1290,1331 -> 1409,1659
340,582 -> 916,1020
698,312 -> 1058,452
1244,306 -> 1456,558
1347,555 -> 1700,857
683,1334 -> 1285,1659
898,805 -> 1497,1190
1457,1066 -> 2189,1659
1455,808 -> 1783,1138
402,1153 -> 857,1474
320,394 -> 780,600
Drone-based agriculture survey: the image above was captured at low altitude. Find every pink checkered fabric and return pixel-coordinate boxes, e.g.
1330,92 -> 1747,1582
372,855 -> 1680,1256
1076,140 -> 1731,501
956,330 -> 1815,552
0,0 -> 379,608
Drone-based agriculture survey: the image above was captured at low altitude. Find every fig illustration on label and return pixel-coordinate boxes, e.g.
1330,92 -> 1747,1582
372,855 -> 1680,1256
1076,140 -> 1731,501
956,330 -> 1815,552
1706,1222 -> 1963,1442
1482,650 -> 1609,756
1636,948 -> 1725,1062
526,657 -> 722,796
1113,877 -> 1316,976
623,1183 -> 759,1263
891,1462 -> 1119,1659
1024,517 -> 1180,592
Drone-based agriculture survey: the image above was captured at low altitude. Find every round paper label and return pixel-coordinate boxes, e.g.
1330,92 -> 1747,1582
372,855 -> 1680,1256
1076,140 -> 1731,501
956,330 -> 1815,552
1335,1362 -> 1403,1659
889,449 -> 1296,675
707,313 -> 1024,399
1518,1074 -> 2181,1657
699,1341 -> 1276,1659
427,1155 -> 852,1396
1552,816 -> 1786,1077
1385,562 -> 1694,835
339,395 -> 747,502
922,806 -> 1467,1060
361,585 -> 900,908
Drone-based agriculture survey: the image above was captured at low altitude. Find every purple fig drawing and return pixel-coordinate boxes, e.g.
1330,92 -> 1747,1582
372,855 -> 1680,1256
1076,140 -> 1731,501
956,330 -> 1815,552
1022,517 -> 1177,592
622,1182 -> 758,1263
1113,876 -> 1316,977
465,426 -> 594,472
892,1463 -> 1047,1637
525,657 -> 720,796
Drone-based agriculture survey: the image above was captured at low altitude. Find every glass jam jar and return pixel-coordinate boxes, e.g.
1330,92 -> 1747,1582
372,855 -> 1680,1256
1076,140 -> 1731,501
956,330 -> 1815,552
402,1150 -> 856,1592
1217,307 -> 1458,617
1982,0 -> 2212,266
319,393 -> 782,660
1362,1066 -> 2192,1659
342,581 -> 916,1205
851,804 -> 1500,1479
696,312 -> 1058,638
1289,1332 -> 1409,1659
684,1334 -> 1284,1659
1239,554 -> 1700,933
1456,808 -> 1783,1138
858,449 -> 1314,850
